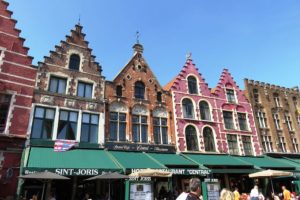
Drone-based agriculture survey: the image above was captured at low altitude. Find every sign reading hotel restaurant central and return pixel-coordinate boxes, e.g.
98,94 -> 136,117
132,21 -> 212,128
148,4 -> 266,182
130,168 -> 211,176
104,142 -> 176,153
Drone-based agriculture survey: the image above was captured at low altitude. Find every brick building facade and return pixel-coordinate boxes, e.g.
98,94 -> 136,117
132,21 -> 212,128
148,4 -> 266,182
30,24 -> 105,145
0,1 -> 36,198
104,43 -> 176,151
165,58 -> 261,156
244,79 -> 300,153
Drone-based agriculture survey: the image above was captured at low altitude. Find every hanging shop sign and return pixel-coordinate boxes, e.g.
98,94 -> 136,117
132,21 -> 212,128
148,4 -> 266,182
105,142 -> 176,153
130,168 -> 211,176
23,168 -> 121,176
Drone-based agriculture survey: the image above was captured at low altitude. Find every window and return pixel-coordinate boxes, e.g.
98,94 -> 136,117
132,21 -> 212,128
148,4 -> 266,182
226,89 -> 236,103
238,113 -> 248,131
157,92 -> 162,102
80,113 -> 99,143
261,135 -> 273,152
223,111 -> 234,129
109,112 -> 126,141
253,89 -> 259,103
293,97 -> 298,109
153,117 -> 168,144
134,81 -> 145,99
278,137 -> 287,152
31,107 -> 55,139
273,113 -> 281,130
49,76 -> 67,94
57,110 -> 78,140
203,127 -> 215,152
273,93 -> 280,107
292,138 -> 299,153
185,125 -> 199,151
227,134 -> 239,155
132,115 -> 147,143
285,113 -> 293,131
69,54 -> 80,70
257,110 -> 268,128
0,94 -> 11,132
187,76 -> 198,94
199,101 -> 211,120
116,85 -> 122,97
77,82 -> 93,98
182,99 -> 194,118
242,136 -> 253,156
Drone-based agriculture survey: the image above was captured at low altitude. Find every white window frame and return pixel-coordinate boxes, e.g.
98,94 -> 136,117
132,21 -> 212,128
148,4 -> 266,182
257,110 -> 267,128
285,113 -> 293,131
278,136 -> 287,152
292,138 -> 299,153
273,113 -> 281,130
261,135 -> 273,153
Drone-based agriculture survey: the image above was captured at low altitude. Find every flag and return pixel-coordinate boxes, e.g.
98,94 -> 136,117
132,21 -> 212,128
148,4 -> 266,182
54,139 -> 77,152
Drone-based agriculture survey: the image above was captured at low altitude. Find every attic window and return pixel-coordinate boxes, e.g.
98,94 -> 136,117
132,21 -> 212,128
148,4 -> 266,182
69,54 -> 80,70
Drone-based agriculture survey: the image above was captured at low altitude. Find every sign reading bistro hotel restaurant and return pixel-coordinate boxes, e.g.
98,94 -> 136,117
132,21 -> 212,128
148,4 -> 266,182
104,142 -> 176,153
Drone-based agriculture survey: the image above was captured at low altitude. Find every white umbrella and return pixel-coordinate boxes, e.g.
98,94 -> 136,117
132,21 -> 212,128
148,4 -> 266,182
249,169 -> 293,193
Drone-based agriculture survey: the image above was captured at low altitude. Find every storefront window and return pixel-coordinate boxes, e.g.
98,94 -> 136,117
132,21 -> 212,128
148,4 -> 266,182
80,113 -> 99,143
31,106 -> 55,139
57,110 -> 78,140
132,115 -> 147,143
227,134 -> 239,155
185,125 -> 199,151
203,127 -> 215,152
109,112 -> 126,141
153,117 -> 168,144
0,94 -> 11,132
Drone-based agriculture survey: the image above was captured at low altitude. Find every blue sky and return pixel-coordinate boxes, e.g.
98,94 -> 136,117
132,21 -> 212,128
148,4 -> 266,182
8,0 -> 300,88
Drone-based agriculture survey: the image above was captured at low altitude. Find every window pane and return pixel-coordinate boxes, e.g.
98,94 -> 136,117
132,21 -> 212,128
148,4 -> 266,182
132,124 -> 139,142
69,54 -> 80,70
185,126 -> 199,151
119,113 -> 126,121
69,112 -> 78,122
68,123 -> 77,140
141,116 -> 147,123
60,111 -> 68,121
141,125 -> 148,143
132,115 -> 139,123
154,126 -> 161,144
35,107 -> 45,118
91,114 -> 99,125
161,118 -> 167,126
109,122 -> 117,141
153,118 -> 159,125
85,84 -> 93,98
31,119 -> 43,138
82,113 -> 90,123
162,127 -> 168,144
77,83 -> 85,97
119,122 -> 126,141
57,121 -> 67,139
42,119 -> 53,139
89,125 -> 98,143
45,109 -> 55,119
58,79 -> 66,94
110,112 -> 118,120
80,124 -> 90,142
49,78 -> 58,93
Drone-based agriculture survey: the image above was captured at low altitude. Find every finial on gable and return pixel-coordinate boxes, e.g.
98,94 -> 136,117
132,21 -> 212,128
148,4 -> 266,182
133,31 -> 144,54
186,52 -> 192,60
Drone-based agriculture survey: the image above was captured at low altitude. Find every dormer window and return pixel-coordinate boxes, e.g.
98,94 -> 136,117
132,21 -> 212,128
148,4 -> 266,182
116,85 -> 122,97
134,81 -> 145,99
187,76 -> 198,94
226,89 -> 236,103
69,54 -> 80,71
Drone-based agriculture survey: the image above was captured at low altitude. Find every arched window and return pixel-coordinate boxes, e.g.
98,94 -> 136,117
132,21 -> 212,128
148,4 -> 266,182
116,85 -> 122,97
185,125 -> 199,151
134,81 -> 145,99
199,101 -> 211,120
109,102 -> 128,142
157,92 -> 162,102
132,105 -> 148,143
182,98 -> 194,118
153,107 -> 168,145
203,127 -> 215,152
187,76 -> 198,94
69,54 -> 80,70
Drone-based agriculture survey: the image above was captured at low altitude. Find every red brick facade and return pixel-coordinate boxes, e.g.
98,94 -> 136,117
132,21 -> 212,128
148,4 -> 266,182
0,1 -> 36,198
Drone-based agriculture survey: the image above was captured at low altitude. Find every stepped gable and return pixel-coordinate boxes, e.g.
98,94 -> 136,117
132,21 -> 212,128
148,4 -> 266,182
164,57 -> 211,96
213,68 -> 248,102
0,0 -> 33,62
39,24 -> 102,75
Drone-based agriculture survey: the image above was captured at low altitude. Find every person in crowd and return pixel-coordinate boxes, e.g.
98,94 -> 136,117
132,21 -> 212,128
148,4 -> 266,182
186,178 -> 201,200
48,192 -> 56,200
159,186 -> 168,200
176,188 -> 189,200
282,186 -> 291,200
30,195 -> 38,200
233,187 -> 240,200
250,185 -> 259,200
272,193 -> 280,200
220,188 -> 234,200
258,192 -> 264,200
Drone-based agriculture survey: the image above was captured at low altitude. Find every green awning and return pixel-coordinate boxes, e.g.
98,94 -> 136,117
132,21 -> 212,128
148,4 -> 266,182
184,154 -> 253,167
23,147 -> 122,176
147,153 -> 201,168
108,151 -> 166,171
235,156 -> 296,170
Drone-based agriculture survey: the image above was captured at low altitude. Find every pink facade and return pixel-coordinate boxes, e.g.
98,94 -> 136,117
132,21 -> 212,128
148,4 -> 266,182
165,58 -> 261,156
